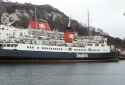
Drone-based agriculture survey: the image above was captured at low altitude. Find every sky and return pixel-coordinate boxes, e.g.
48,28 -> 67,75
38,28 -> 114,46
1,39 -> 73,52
6,0 -> 125,39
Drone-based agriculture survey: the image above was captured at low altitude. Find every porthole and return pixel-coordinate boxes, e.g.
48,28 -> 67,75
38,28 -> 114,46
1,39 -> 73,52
69,48 -> 72,51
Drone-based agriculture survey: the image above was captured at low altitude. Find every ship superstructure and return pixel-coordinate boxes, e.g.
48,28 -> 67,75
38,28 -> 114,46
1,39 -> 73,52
0,12 -> 119,60
0,24 -> 118,60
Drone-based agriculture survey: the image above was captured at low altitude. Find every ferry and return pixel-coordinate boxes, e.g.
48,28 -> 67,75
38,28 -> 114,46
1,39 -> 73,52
0,12 -> 119,61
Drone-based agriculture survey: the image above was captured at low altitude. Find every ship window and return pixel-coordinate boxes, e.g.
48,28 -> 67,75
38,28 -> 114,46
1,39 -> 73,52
101,40 -> 104,43
82,49 -> 84,51
88,44 -> 92,46
101,44 -> 104,47
13,44 -> 16,47
7,44 -> 10,47
0,44 -> 2,47
3,44 -> 5,47
68,48 -> 72,51
74,49 -> 76,51
95,44 -> 99,46
74,49 -> 77,51
11,44 -> 13,47
37,47 -> 39,49
43,47 -> 47,50
13,44 -> 17,47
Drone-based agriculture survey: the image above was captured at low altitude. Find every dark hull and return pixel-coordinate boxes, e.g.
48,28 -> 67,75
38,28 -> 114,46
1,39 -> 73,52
0,49 -> 119,61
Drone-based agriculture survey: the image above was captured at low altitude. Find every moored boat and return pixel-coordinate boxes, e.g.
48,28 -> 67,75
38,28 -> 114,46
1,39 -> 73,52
0,12 -> 119,61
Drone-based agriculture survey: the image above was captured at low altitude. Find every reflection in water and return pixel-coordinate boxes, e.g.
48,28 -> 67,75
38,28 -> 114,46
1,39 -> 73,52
0,61 -> 125,85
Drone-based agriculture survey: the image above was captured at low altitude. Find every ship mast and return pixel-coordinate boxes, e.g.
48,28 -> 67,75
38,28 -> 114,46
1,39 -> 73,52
68,17 -> 71,28
87,9 -> 91,36
87,9 -> 92,36
34,7 -> 37,22
66,17 -> 71,31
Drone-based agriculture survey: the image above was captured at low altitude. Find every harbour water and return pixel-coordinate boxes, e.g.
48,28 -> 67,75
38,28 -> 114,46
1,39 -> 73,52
0,61 -> 125,85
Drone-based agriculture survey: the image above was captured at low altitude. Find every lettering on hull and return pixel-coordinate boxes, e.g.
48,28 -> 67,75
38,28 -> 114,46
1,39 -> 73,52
76,53 -> 88,58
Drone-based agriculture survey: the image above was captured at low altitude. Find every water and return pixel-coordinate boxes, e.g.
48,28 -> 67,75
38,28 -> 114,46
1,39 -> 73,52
0,61 -> 125,85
